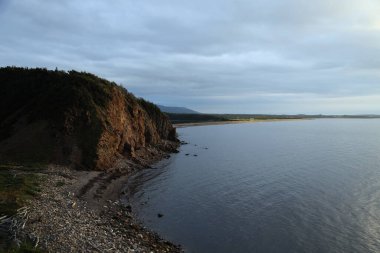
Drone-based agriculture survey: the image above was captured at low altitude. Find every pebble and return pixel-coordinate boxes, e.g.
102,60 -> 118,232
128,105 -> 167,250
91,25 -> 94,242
12,165 -> 181,253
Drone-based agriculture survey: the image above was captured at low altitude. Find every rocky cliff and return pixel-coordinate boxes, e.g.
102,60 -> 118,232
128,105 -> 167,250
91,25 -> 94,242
0,67 -> 178,170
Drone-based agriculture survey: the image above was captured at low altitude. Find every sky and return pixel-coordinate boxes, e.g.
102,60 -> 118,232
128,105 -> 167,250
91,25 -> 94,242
1,0 -> 380,114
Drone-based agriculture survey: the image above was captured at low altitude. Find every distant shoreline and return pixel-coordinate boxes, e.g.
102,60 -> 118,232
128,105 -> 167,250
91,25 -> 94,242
174,118 -> 305,128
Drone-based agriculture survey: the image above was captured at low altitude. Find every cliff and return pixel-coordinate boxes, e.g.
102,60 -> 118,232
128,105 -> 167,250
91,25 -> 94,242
0,67 -> 178,170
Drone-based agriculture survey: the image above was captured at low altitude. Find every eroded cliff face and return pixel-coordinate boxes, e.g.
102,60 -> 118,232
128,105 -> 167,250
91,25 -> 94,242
94,86 -> 178,169
0,67 -> 178,170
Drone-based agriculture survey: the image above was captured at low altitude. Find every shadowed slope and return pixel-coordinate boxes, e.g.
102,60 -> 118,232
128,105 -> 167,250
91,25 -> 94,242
0,67 -> 178,169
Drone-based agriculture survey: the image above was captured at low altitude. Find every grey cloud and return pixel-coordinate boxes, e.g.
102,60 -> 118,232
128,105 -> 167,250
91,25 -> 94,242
1,0 -> 380,113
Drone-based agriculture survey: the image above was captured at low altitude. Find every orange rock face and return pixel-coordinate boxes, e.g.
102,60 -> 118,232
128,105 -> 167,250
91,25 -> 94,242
94,87 -> 178,169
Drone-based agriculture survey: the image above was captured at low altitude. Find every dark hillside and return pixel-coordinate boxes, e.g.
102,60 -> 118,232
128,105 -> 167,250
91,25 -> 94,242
0,67 -> 178,169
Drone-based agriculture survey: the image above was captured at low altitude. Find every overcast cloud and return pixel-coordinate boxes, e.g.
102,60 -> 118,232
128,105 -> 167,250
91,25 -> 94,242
1,0 -> 380,114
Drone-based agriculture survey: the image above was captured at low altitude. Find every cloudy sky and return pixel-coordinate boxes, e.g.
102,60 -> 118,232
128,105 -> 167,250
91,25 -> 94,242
1,0 -> 380,114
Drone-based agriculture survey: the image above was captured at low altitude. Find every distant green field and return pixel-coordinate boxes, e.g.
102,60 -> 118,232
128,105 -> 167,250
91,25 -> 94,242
166,113 -> 304,124
166,113 -> 380,124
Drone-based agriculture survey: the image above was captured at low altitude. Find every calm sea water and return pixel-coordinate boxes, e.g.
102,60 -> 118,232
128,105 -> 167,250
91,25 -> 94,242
124,119 -> 380,253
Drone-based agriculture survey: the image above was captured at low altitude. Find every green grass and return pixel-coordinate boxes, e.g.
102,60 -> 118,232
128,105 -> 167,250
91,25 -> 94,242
0,166 -> 45,252
4,242 -> 43,253
0,167 -> 43,217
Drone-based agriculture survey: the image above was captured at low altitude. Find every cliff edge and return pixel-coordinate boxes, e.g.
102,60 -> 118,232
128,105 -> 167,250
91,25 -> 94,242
0,67 -> 178,170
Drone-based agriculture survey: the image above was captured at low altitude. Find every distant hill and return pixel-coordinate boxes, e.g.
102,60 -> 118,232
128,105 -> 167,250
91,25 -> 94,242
158,105 -> 200,114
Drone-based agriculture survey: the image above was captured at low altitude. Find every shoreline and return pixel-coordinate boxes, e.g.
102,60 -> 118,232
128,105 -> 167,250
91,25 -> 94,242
174,118 -> 306,128
11,144 -> 181,252
5,118 -> 306,252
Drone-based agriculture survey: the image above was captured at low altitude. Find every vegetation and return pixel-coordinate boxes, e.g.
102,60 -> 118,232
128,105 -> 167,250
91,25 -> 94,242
0,167 -> 43,216
0,166 -> 44,253
165,113 -> 307,124
137,97 -> 163,120
135,98 -> 178,141
4,241 -> 43,253
166,113 -> 229,124
0,67 -> 173,169
0,67 -> 112,127
165,112 -> 380,124
0,67 -> 115,167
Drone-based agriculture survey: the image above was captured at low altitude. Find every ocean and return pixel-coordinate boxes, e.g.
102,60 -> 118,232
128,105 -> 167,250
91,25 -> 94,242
124,119 -> 380,253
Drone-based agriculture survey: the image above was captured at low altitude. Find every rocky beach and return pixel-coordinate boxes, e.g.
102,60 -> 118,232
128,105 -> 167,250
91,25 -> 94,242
7,145 -> 181,252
